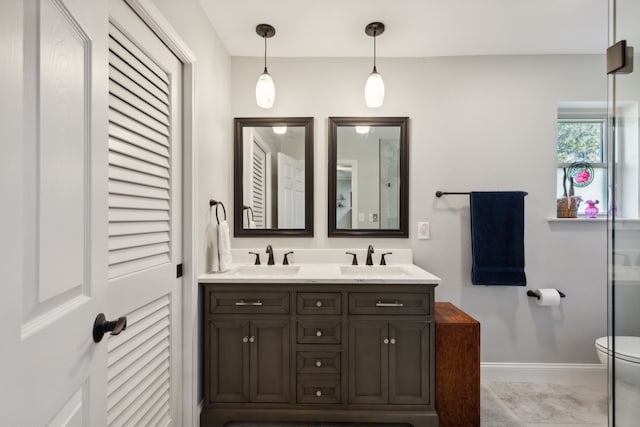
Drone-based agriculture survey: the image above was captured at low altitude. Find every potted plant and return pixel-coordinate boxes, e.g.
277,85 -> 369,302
557,167 -> 582,218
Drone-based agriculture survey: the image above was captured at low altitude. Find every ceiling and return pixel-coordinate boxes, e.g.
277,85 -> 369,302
197,0 -> 608,58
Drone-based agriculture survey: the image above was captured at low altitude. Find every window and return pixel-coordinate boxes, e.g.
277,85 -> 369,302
556,116 -> 607,216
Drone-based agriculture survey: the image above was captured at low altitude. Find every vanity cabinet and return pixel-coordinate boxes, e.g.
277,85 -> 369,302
201,283 -> 438,427
349,320 -> 430,405
209,319 -> 290,403
206,290 -> 290,404
348,292 -> 432,406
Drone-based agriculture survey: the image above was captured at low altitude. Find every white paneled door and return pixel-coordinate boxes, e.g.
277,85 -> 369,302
107,0 -> 182,425
1,0 -> 182,425
277,152 -> 305,228
0,0 -> 110,425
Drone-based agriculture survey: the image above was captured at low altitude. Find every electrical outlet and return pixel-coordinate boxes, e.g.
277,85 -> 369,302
359,212 -> 365,222
418,222 -> 430,240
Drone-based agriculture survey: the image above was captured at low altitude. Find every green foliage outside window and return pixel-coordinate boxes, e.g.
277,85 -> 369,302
556,121 -> 603,163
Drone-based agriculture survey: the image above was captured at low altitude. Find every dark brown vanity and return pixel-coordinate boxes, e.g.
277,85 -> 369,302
200,281 -> 438,427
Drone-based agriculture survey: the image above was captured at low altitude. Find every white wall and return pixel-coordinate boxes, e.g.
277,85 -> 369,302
230,55 -> 608,363
150,0 -> 232,276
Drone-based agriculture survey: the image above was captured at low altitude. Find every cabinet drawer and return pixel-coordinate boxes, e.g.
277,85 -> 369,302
297,320 -> 341,344
209,291 -> 289,314
297,292 -> 342,315
297,351 -> 341,374
349,292 -> 431,315
296,374 -> 341,404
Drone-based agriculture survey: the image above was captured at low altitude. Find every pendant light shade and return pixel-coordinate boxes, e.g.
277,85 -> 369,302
255,24 -> 276,109
365,69 -> 384,108
256,71 -> 275,108
364,22 -> 385,108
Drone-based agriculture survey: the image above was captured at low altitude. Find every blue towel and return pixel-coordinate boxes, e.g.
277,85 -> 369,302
470,191 -> 526,286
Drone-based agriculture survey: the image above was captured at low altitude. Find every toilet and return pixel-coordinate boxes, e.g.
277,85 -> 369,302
595,336 -> 640,426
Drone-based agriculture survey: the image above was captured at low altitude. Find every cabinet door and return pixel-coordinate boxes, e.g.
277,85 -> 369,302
209,320 -> 250,403
348,320 -> 388,404
389,321 -> 431,405
250,319 -> 291,403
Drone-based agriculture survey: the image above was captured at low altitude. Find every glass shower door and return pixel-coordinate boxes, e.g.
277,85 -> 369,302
609,1 -> 640,425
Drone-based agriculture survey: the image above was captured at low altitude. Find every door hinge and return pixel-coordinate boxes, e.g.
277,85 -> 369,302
607,40 -> 634,75
176,263 -> 183,278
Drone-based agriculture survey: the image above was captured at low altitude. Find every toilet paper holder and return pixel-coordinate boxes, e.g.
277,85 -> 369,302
527,289 -> 566,299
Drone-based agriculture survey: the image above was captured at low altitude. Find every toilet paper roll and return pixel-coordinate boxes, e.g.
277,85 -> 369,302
535,288 -> 562,306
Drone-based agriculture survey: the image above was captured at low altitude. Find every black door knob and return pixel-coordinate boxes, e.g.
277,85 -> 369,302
93,313 -> 127,343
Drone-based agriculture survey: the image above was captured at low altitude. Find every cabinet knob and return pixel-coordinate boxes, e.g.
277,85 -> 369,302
316,330 -> 322,337
249,336 -> 255,343
383,338 -> 389,345
315,389 -> 322,397
316,300 -> 323,308
315,360 -> 322,368
242,336 -> 249,343
390,338 -> 396,345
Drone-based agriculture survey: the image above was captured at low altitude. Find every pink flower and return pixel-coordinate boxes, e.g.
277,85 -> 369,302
575,170 -> 591,184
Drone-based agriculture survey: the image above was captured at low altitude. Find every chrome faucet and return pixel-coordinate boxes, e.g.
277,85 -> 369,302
266,244 -> 275,265
366,245 -> 374,266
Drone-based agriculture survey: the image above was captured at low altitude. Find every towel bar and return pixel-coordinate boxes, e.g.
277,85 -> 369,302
436,191 -> 528,197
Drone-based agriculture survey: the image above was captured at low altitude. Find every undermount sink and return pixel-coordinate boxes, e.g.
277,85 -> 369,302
232,265 -> 301,275
340,265 -> 410,276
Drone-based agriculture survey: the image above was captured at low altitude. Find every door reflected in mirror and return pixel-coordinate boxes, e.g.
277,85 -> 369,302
234,117 -> 314,237
329,117 -> 408,237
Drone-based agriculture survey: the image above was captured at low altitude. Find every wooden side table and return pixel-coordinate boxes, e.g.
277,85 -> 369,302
435,302 -> 480,427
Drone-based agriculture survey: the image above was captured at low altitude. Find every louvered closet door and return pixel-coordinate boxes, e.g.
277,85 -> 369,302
251,141 -> 267,228
107,1 -> 182,426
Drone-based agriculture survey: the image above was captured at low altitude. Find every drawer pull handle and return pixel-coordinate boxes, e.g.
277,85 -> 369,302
242,336 -> 249,343
390,338 -> 396,345
249,336 -> 255,343
383,338 -> 389,345
376,301 -> 403,307
315,360 -> 322,367
316,330 -> 322,337
315,389 -> 322,397
316,300 -> 323,307
235,299 -> 263,306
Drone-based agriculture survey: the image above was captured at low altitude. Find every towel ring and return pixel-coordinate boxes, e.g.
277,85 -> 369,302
209,199 -> 227,224
243,205 -> 255,225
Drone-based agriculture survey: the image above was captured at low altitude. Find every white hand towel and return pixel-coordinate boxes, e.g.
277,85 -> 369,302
206,210 -> 220,272
217,220 -> 233,272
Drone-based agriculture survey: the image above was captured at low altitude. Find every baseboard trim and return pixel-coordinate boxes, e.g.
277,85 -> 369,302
481,362 -> 606,385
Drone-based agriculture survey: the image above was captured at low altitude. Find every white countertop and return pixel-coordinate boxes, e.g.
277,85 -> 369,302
198,248 -> 441,284
198,262 -> 441,284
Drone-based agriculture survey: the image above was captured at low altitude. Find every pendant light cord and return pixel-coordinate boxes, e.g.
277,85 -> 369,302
372,30 -> 377,72
263,32 -> 268,73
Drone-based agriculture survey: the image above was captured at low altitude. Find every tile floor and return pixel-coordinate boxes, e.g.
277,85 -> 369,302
228,381 -> 609,427
481,382 -> 608,427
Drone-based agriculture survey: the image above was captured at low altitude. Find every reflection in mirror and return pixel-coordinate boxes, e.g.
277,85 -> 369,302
328,117 -> 408,237
234,117 -> 314,237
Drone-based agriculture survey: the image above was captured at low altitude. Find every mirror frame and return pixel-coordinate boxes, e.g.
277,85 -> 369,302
234,117 -> 314,237
328,117 -> 409,238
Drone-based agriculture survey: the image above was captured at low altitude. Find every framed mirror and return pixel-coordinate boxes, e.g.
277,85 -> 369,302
328,117 -> 409,237
234,117 -> 314,237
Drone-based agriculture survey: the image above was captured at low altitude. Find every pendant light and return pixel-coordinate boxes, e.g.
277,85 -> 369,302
255,24 -> 276,109
364,22 -> 385,108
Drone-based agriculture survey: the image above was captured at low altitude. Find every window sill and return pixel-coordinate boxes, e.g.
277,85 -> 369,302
547,217 -> 607,223
546,218 -> 640,230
